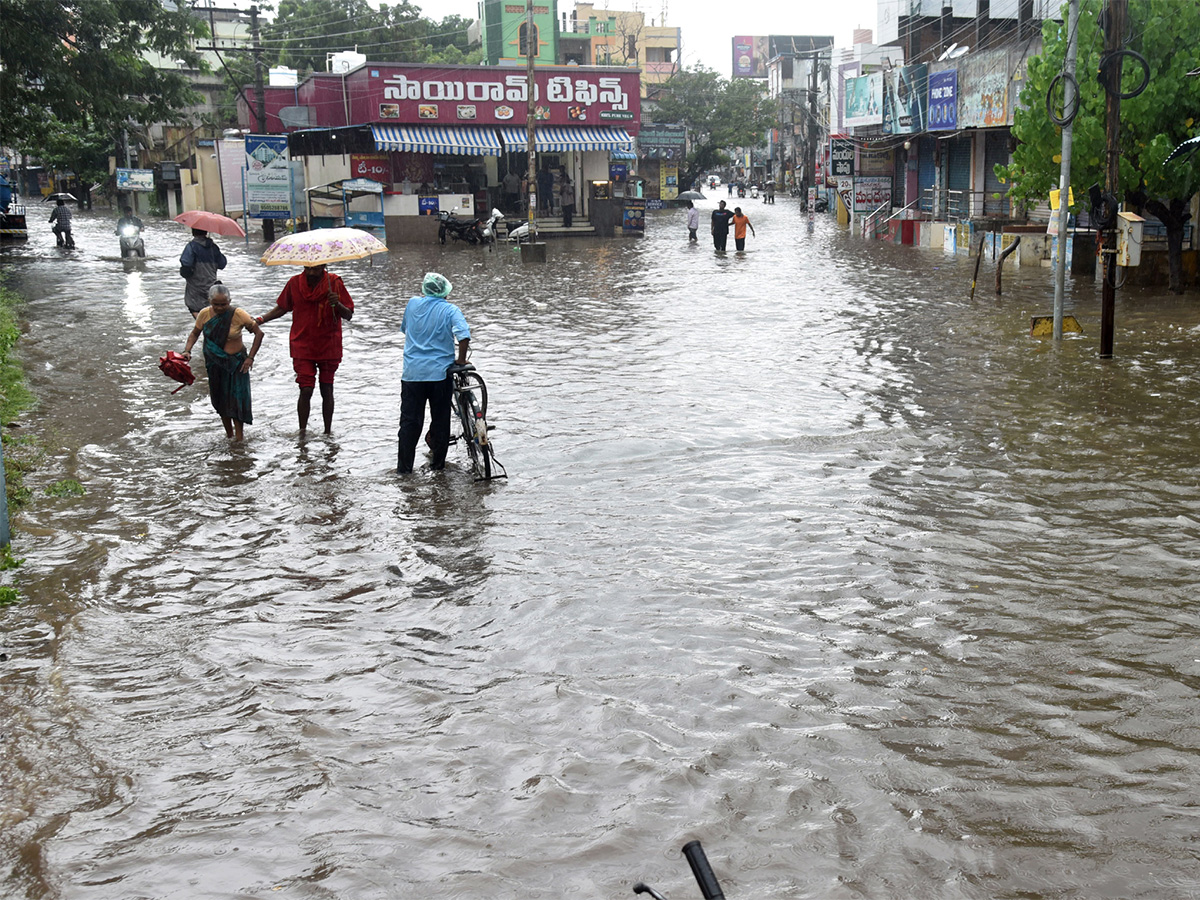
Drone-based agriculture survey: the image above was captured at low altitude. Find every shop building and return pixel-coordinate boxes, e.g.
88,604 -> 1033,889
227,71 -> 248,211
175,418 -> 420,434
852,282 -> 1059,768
239,63 -> 640,243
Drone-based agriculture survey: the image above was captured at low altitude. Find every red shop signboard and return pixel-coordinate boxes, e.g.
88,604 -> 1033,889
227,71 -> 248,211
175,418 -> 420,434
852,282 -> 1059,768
351,66 -> 641,129
350,153 -> 391,181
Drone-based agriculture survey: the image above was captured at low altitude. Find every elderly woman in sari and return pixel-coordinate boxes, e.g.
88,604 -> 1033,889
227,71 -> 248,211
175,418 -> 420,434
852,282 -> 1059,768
181,282 -> 263,441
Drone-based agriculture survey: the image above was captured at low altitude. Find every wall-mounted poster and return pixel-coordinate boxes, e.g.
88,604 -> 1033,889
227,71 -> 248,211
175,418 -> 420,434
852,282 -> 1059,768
622,197 -> 646,233
844,73 -> 883,127
883,64 -> 928,134
928,70 -> 958,131
116,168 -> 154,192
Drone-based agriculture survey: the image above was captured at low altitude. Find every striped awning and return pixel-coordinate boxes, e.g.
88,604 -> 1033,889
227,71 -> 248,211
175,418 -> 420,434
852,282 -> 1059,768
609,148 -> 638,160
371,125 -> 502,156
499,126 -> 634,153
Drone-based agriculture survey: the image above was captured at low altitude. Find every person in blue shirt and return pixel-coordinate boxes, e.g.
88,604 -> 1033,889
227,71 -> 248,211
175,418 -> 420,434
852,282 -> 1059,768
397,272 -> 471,474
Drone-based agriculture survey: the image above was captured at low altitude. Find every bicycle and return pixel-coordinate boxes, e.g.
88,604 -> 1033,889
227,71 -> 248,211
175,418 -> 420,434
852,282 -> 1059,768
635,841 -> 725,900
448,362 -> 506,482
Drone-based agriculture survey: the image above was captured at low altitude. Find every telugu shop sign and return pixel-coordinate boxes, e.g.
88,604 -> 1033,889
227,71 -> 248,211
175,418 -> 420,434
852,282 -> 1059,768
361,67 -> 640,128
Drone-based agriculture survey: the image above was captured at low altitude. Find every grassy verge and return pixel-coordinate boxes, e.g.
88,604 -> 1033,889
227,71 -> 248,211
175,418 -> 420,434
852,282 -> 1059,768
0,275 -> 39,516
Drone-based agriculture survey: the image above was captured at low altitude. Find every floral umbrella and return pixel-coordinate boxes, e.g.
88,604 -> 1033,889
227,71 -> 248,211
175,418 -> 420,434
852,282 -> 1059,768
260,227 -> 388,266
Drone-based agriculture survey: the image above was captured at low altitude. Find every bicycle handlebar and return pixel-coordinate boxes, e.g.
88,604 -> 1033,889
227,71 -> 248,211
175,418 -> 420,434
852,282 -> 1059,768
681,842 -> 725,900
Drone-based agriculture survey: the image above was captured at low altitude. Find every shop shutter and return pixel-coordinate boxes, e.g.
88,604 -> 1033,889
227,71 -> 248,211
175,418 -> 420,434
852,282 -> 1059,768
946,136 -> 972,218
983,130 -> 1011,216
918,136 -> 937,213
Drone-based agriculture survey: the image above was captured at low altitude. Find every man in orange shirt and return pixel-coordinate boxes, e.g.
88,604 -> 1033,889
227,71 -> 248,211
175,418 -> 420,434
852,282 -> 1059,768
257,264 -> 355,436
731,206 -> 756,251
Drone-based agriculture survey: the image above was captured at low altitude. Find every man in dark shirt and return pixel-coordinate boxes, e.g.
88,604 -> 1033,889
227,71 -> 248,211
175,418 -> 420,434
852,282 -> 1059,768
710,200 -> 735,251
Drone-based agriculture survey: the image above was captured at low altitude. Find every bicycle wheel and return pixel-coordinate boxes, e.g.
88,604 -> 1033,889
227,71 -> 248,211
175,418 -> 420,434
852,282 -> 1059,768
459,371 -> 488,417
459,393 -> 491,480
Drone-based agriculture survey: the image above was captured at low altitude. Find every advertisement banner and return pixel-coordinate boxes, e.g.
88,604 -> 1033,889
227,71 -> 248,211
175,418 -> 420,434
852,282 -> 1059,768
928,70 -> 958,131
858,148 -> 893,177
245,134 -> 291,219
639,124 -> 686,160
116,168 -> 155,192
854,176 -> 892,212
831,139 -> 855,177
883,64 -> 929,134
844,73 -> 883,127
959,50 -> 1010,127
622,197 -> 646,234
351,153 -> 391,182
732,35 -> 768,78
215,139 -> 245,214
836,176 -> 854,216
659,163 -> 678,201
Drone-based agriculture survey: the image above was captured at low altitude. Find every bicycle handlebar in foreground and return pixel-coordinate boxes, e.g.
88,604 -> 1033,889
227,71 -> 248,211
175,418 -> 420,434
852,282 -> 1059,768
634,841 -> 726,900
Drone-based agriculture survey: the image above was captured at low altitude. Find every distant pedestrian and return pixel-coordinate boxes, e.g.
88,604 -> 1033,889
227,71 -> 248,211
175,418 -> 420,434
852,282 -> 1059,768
727,182 -> 733,197
179,228 -> 227,319
536,163 -> 554,215
558,165 -> 575,228
710,200 -> 734,252
685,201 -> 699,242
502,169 -> 521,213
732,206 -> 756,251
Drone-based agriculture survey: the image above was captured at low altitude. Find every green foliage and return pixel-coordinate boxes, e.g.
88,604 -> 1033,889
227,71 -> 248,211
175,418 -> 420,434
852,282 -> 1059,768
263,0 -> 481,74
0,546 -> 23,571
0,586 -> 19,608
1003,1 -> 1200,212
45,480 -> 86,498
0,278 -> 38,515
0,0 -> 208,153
650,66 -> 772,190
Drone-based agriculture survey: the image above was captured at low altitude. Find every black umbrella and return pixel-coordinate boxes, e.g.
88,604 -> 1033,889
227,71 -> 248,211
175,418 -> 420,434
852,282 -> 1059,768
677,190 -> 706,200
43,192 -> 77,202
1165,134 -> 1200,164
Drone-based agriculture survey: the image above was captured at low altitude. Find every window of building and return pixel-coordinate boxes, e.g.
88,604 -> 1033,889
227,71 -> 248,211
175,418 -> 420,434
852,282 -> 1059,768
518,21 -> 540,56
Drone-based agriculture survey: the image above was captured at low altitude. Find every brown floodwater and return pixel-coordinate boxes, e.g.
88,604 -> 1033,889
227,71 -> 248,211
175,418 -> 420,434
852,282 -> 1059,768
2,203 -> 1199,900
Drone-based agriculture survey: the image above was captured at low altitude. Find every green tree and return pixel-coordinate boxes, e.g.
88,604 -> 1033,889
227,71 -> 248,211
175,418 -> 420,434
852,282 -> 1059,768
650,66 -> 772,192
263,0 -> 480,74
0,0 -> 205,153
1001,0 -> 1200,293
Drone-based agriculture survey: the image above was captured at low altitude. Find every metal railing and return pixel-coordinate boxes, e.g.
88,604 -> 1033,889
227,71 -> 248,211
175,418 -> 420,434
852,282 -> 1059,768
861,199 -> 892,238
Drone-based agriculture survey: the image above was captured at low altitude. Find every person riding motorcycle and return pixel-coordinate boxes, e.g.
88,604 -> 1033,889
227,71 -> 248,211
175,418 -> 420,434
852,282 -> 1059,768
116,206 -> 144,233
116,206 -> 145,257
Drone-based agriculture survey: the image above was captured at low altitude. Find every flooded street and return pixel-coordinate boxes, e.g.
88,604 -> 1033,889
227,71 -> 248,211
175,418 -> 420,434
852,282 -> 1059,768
3,203 -> 1199,900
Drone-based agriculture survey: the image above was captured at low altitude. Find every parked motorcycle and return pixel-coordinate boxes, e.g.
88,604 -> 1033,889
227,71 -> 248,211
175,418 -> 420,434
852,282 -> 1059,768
438,208 -> 481,245
118,222 -> 145,258
479,208 -> 504,246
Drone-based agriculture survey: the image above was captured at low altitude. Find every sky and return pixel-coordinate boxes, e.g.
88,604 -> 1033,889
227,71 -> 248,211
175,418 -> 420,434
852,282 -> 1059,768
407,0 -> 882,76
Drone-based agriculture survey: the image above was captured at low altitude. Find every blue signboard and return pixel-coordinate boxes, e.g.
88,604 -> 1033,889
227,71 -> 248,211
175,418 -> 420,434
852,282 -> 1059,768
928,70 -> 958,131
419,196 -> 440,216
116,168 -> 155,192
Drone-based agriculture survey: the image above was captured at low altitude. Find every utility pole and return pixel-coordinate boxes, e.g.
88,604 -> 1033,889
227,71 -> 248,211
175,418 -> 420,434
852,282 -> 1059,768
249,7 -> 266,133
1052,0 -> 1079,341
521,0 -> 545,260
1100,0 -> 1125,358
249,6 -> 274,242
808,53 -> 820,199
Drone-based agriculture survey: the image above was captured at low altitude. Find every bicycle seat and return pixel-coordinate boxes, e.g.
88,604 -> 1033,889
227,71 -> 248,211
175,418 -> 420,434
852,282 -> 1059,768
447,362 -> 476,374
